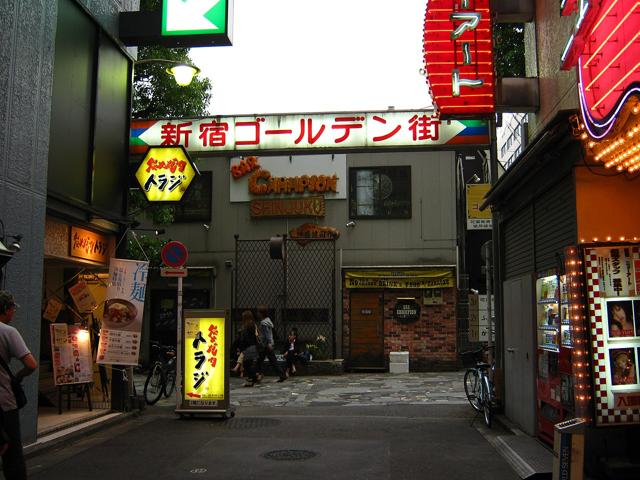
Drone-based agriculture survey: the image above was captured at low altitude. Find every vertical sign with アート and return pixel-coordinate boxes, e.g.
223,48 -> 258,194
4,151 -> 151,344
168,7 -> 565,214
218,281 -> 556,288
176,309 -> 231,416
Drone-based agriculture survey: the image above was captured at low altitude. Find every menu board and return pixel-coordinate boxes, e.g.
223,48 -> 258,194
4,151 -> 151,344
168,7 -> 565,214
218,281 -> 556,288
97,258 -> 148,366
50,324 -> 93,385
586,246 -> 640,426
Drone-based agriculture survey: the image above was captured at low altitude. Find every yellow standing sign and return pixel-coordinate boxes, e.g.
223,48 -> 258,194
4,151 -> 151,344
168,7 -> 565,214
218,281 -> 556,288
177,309 -> 232,417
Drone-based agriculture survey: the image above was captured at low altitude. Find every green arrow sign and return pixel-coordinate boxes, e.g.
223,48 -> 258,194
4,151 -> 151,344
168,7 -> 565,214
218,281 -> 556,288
162,0 -> 228,36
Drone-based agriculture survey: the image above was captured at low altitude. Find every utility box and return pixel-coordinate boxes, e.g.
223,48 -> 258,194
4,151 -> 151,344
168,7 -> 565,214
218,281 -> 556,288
389,351 -> 409,373
553,418 -> 586,480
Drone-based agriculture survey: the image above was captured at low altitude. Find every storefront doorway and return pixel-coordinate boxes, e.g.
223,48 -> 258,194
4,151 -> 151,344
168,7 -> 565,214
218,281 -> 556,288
349,291 -> 385,369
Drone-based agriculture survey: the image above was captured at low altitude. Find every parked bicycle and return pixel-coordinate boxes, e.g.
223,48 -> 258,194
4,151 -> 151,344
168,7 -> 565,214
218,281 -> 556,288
144,341 -> 177,405
461,345 -> 495,428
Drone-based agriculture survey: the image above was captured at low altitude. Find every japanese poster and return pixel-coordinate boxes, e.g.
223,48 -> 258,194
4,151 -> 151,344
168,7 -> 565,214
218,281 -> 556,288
466,184 -> 492,230
596,246 -> 636,297
97,258 -> 148,366
68,281 -> 98,313
50,324 -> 93,385
183,315 -> 225,404
585,245 -> 640,425
43,297 -> 64,322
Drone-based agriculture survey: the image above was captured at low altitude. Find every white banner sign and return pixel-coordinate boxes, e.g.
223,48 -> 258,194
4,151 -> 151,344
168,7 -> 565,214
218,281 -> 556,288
97,258 -> 149,366
131,112 -> 489,154
229,154 -> 347,202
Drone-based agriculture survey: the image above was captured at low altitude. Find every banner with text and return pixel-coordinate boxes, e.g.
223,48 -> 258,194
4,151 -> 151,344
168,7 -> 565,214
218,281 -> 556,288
131,112 -> 490,155
345,269 -> 455,289
97,258 -> 149,366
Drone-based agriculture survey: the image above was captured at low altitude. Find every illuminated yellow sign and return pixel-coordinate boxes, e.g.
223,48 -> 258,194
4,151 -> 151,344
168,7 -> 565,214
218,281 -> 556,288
135,146 -> 197,202
183,315 -> 225,401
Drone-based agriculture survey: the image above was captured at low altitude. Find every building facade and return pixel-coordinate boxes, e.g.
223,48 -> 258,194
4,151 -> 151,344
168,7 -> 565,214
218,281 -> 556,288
135,145 -> 465,371
486,2 -> 640,476
0,0 -> 138,444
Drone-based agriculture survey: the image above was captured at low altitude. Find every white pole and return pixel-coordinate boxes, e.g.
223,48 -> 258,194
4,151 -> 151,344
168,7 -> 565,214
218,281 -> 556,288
175,276 -> 183,410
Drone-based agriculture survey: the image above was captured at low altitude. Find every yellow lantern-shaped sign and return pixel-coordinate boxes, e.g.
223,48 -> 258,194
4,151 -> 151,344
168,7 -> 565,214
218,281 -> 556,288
135,146 -> 198,202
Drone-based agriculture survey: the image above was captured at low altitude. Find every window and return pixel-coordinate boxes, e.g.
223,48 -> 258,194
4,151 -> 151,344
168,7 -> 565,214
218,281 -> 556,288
349,166 -> 411,219
173,171 -> 212,222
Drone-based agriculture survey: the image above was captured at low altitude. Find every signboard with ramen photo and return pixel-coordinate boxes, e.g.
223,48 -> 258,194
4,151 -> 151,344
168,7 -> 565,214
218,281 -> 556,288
97,258 -> 149,365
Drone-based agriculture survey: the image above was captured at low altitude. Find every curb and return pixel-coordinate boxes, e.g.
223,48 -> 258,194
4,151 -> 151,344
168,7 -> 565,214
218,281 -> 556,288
24,410 -> 141,459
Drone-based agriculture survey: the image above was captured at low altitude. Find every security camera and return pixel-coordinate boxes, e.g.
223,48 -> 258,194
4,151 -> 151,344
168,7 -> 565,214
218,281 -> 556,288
468,174 -> 481,184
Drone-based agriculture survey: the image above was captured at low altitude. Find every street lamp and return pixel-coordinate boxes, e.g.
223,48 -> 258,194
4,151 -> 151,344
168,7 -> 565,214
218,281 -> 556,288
135,58 -> 201,86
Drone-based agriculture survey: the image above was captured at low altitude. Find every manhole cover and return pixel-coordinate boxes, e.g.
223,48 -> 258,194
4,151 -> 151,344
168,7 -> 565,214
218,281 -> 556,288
262,449 -> 317,461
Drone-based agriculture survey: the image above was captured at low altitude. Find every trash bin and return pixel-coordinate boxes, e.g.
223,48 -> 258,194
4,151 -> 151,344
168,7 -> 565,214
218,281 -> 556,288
553,418 -> 586,480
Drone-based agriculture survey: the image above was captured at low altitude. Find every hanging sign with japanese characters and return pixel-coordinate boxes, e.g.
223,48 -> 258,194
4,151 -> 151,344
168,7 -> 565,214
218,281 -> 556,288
135,146 -> 198,202
70,226 -> 109,263
97,258 -> 149,366
423,0 -> 495,115
130,111 -> 490,155
50,324 -> 93,386
178,310 -> 230,414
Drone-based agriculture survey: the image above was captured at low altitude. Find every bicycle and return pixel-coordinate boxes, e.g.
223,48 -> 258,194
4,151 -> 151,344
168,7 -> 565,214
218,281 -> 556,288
461,345 -> 495,428
144,341 -> 177,405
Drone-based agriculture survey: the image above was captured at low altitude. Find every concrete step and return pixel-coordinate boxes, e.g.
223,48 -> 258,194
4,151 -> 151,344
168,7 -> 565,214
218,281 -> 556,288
494,434 -> 553,479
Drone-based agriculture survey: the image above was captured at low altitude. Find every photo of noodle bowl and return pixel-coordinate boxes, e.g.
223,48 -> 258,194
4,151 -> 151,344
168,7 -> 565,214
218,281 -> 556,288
102,299 -> 137,329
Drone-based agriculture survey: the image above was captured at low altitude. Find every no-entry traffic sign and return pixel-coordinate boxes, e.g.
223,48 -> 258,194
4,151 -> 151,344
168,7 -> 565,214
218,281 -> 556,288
161,241 -> 189,268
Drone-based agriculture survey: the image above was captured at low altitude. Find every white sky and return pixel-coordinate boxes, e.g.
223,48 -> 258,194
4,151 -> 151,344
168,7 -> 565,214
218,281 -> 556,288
189,0 -> 432,116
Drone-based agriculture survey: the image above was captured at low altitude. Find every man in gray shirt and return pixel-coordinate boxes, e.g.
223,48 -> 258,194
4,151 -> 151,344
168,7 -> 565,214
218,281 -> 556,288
0,291 -> 37,479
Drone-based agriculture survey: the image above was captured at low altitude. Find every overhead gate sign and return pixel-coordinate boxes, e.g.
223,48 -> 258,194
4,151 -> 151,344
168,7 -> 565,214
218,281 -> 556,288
130,111 -> 490,155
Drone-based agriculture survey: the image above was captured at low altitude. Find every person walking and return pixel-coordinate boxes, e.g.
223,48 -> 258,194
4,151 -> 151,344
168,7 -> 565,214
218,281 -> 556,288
0,291 -> 37,480
237,310 -> 260,387
256,306 -> 287,383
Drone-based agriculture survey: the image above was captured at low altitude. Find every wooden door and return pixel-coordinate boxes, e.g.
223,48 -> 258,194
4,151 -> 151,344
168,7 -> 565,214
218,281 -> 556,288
349,291 -> 385,369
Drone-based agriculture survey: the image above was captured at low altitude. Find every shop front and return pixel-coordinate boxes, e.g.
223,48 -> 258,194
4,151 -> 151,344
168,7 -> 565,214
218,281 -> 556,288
39,217 -> 117,434
484,116 -> 640,472
342,267 -> 457,371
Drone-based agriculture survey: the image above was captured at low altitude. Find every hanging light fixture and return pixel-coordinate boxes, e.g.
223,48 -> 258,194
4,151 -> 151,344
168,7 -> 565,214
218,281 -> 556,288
135,59 -> 201,87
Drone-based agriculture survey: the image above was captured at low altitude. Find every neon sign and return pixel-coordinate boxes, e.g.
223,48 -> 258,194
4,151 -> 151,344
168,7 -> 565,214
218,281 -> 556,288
423,0 -> 495,115
562,1 -> 640,139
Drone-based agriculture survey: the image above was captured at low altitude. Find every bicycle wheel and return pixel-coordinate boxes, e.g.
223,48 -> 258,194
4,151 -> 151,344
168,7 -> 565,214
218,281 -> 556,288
163,365 -> 176,398
482,376 -> 492,428
144,363 -> 165,405
464,369 -> 482,412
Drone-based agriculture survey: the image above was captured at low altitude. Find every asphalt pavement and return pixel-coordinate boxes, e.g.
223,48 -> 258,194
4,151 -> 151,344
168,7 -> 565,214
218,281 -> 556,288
25,372 -> 525,480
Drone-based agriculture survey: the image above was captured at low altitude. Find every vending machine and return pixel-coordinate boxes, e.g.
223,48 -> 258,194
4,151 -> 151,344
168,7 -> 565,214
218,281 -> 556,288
536,273 -> 574,444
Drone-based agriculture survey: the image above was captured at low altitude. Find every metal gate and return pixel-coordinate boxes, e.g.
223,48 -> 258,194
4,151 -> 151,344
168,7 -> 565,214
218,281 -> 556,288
234,236 -> 336,359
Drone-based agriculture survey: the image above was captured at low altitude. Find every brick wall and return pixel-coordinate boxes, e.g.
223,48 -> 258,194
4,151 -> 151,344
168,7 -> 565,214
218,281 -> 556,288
343,288 -> 458,372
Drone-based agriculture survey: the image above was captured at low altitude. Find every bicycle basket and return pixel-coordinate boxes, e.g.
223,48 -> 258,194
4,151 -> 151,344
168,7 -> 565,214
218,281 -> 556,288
460,349 -> 482,368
